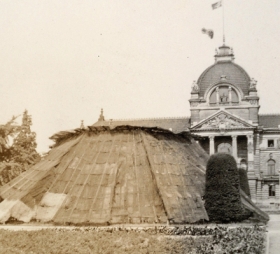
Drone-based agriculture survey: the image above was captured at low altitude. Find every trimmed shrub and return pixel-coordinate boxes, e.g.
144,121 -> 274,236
204,153 -> 247,222
239,168 -> 251,197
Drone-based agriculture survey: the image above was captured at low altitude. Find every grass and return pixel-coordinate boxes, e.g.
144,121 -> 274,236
0,225 -> 266,254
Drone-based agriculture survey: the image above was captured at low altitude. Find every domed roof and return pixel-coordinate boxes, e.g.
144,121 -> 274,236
197,45 -> 251,98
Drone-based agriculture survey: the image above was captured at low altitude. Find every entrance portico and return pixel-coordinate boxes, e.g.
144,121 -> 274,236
199,132 -> 254,168
191,110 -> 256,164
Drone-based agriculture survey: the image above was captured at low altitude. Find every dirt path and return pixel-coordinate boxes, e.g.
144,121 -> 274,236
267,214 -> 280,254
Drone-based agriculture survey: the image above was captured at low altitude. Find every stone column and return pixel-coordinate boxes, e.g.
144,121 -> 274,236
209,136 -> 215,155
216,87 -> 220,104
231,135 -> 237,160
228,86 -> 232,104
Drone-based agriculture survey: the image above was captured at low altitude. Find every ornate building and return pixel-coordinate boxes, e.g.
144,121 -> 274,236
94,45 -> 280,209
188,45 -> 280,208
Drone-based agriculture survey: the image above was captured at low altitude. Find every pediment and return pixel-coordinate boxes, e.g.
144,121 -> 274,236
191,110 -> 255,131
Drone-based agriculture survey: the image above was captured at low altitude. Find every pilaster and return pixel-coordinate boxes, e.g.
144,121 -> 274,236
262,184 -> 268,200
247,134 -> 255,175
256,180 -> 262,201
254,133 -> 260,177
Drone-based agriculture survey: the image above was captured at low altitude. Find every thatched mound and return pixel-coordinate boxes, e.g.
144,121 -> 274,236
0,126 -> 209,225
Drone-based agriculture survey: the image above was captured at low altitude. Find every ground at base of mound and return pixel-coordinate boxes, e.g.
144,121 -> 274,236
0,224 -> 266,254
0,221 -> 267,231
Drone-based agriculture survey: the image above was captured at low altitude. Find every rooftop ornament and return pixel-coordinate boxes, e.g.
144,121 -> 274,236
98,108 -> 105,121
220,75 -> 227,81
249,78 -> 257,90
191,81 -> 200,93
80,120 -> 85,129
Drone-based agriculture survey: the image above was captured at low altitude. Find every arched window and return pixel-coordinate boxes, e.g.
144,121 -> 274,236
267,159 -> 276,175
269,185 -> 276,197
209,85 -> 239,105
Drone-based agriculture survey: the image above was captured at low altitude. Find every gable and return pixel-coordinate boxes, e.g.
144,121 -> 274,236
191,110 -> 255,131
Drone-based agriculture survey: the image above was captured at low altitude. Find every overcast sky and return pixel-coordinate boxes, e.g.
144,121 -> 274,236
0,0 -> 280,153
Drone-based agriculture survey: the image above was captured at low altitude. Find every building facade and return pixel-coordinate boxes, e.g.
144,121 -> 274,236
189,45 -> 280,208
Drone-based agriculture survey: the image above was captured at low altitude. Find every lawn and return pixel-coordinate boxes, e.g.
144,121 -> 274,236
0,225 -> 266,254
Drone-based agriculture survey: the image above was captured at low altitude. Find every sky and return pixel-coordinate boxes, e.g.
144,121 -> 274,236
0,0 -> 280,153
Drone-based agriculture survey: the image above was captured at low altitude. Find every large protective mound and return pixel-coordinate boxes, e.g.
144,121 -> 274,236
0,126 -> 209,225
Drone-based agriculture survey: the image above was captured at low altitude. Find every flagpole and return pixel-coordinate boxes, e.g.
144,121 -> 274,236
222,0 -> 225,45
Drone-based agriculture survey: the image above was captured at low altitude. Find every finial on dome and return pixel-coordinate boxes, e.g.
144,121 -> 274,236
98,108 -> 105,121
80,120 -> 85,129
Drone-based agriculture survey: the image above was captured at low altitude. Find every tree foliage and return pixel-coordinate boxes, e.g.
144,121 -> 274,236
0,110 -> 40,186
239,168 -> 251,197
0,115 -> 19,161
204,153 -> 250,222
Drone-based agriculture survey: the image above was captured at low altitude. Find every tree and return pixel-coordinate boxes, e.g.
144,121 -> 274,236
11,110 -> 40,169
0,115 -> 19,162
0,110 -> 40,186
239,167 -> 251,197
204,153 -> 250,222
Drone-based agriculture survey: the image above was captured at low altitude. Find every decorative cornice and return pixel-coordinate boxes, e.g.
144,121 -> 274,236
191,127 -> 255,132
259,113 -> 280,116
261,129 -> 280,133
190,105 -> 260,110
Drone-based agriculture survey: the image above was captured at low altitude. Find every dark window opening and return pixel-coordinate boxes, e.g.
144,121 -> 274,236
269,185 -> 276,197
268,140 -> 275,148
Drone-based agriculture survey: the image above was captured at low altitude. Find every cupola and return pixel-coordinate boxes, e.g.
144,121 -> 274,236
215,45 -> 235,62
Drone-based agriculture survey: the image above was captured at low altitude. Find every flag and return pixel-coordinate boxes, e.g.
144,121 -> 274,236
212,1 -> 222,10
202,28 -> 214,39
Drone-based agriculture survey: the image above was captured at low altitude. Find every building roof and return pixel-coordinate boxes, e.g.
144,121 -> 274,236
197,45 -> 251,98
93,117 -> 191,134
197,61 -> 251,98
259,114 -> 280,129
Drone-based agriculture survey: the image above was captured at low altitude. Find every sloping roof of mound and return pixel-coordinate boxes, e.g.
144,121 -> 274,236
92,117 -> 190,134
240,189 -> 269,222
0,126 -> 209,225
